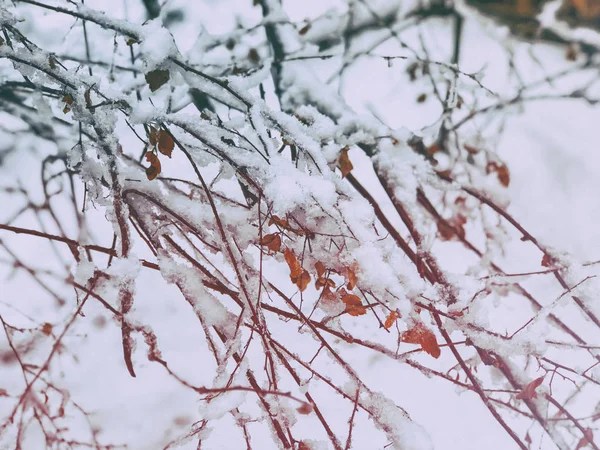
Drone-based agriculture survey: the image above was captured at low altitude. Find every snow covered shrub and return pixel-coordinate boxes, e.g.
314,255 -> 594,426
0,0 -> 599,449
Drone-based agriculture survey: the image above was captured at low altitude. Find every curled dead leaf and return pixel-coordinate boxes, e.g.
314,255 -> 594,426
346,266 -> 358,290
260,233 -> 281,252
148,126 -> 159,146
341,294 -> 367,316
145,152 -> 161,181
283,249 -> 310,291
158,130 -> 174,158
299,23 -> 311,35
145,69 -> 170,92
516,376 -> 544,400
296,270 -> 311,292
384,311 -> 400,329
338,147 -> 353,178
315,261 -> 326,278
315,276 -> 335,290
402,323 -> 441,359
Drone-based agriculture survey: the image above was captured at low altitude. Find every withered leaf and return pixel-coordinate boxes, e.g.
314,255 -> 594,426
338,147 -> 353,178
148,126 -> 159,146
384,311 -> 400,329
269,215 -> 288,229
84,87 -> 92,109
315,261 -> 326,278
463,144 -> 480,154
269,215 -> 305,235
402,323 -> 441,359
341,294 -> 367,316
296,269 -> 311,292
41,323 -> 53,336
284,248 -> 310,291
260,233 -> 281,252
315,276 -> 335,290
297,403 -> 313,415
248,48 -> 260,64
158,130 -> 174,158
541,254 -> 553,267
516,376 -> 544,400
63,94 -> 73,114
299,24 -> 311,35
346,266 -> 358,290
145,152 -> 161,181
145,69 -> 170,92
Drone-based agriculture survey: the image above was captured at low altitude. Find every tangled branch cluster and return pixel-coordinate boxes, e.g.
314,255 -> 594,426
0,0 -> 599,449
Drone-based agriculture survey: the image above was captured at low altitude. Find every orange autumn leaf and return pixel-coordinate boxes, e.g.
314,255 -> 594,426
516,376 -> 545,400
260,233 -> 281,252
269,215 -> 288,228
269,215 -> 305,235
283,249 -> 310,291
346,266 -> 358,290
158,130 -> 174,158
296,269 -> 311,292
402,323 -> 441,359
315,261 -> 326,278
338,147 -> 353,178
384,311 -> 400,329
145,152 -> 161,180
315,276 -> 335,290
284,248 -> 302,278
320,287 -> 340,307
341,294 -> 367,316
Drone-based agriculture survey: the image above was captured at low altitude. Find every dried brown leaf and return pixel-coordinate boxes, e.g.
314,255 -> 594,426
341,294 -> 366,316
346,266 -> 358,290
297,403 -> 313,415
41,323 -> 53,336
315,261 -> 326,278
384,311 -> 400,329
260,233 -> 281,252
158,130 -> 174,158
145,152 -> 161,180
338,147 -> 353,178
516,376 -> 545,400
299,24 -> 311,35
145,69 -> 170,92
296,270 -> 311,292
402,323 -> 441,359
